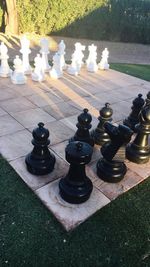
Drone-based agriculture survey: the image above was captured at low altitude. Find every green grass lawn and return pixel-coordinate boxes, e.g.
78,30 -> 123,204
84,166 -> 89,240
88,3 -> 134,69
110,63 -> 150,82
0,64 -> 150,267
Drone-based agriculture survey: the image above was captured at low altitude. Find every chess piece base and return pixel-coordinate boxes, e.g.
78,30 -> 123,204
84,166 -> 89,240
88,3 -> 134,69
97,158 -> 127,183
126,143 -> 150,164
31,72 -> 45,82
59,176 -> 93,204
11,73 -> 26,85
91,129 -> 110,145
25,152 -> 56,175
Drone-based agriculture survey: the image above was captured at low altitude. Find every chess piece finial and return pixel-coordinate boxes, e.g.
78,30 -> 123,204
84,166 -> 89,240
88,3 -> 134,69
98,48 -> 109,70
25,122 -> 56,175
32,54 -> 45,82
126,103 -> 150,164
11,55 -> 26,84
86,44 -> 98,72
70,108 -> 94,146
91,103 -> 113,145
123,93 -> 145,131
59,141 -> 93,204
0,42 -> 12,77
97,122 -> 133,182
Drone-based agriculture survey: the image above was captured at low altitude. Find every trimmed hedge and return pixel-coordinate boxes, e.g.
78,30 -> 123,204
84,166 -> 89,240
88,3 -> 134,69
0,0 -> 150,44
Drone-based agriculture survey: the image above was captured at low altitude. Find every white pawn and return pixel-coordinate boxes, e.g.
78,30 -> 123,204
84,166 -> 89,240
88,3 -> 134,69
58,40 -> 66,70
86,44 -> 98,72
49,52 -> 63,79
98,48 -> 110,70
11,55 -> 26,85
0,42 -> 12,77
32,54 -> 45,82
40,38 -> 51,72
20,35 -> 32,75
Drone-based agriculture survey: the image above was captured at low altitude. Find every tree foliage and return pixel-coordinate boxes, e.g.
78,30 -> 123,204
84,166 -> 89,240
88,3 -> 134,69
0,0 -> 150,43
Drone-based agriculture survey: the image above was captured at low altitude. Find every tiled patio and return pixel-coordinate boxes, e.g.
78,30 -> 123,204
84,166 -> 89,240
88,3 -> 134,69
0,68 -> 149,231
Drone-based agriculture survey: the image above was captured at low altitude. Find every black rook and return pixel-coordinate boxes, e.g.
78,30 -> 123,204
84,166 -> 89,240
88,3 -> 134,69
59,141 -> 93,204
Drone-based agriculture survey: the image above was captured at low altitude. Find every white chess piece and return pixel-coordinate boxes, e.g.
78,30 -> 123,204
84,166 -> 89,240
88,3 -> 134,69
11,55 -> 26,84
67,42 -> 85,76
49,52 -> 63,79
86,44 -> 98,72
0,42 -> 12,77
67,52 -> 78,76
40,38 -> 51,72
20,35 -> 32,75
58,40 -> 66,70
32,54 -> 45,82
98,48 -> 110,70
74,42 -> 85,72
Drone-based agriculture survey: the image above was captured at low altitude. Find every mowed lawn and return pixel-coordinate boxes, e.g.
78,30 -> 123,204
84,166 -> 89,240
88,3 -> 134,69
0,64 -> 150,267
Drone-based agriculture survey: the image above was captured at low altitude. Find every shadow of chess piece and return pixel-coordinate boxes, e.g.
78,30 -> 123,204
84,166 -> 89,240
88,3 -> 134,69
70,108 -> 94,146
126,103 -> 150,164
59,141 -> 93,204
97,122 -> 133,183
25,122 -> 56,175
123,94 -> 144,131
91,103 -> 113,145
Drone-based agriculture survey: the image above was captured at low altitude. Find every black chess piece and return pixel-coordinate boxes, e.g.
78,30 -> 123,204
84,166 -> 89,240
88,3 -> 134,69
123,94 -> 145,131
97,122 -> 133,183
25,122 -> 56,175
145,91 -> 150,106
59,141 -> 93,204
91,103 -> 113,145
126,103 -> 150,164
70,108 -> 94,146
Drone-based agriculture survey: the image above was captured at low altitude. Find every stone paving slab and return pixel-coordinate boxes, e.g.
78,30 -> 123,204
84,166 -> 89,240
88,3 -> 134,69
0,68 -> 149,231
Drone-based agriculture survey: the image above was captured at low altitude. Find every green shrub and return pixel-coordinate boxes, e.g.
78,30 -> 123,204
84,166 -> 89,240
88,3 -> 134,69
0,0 -> 149,44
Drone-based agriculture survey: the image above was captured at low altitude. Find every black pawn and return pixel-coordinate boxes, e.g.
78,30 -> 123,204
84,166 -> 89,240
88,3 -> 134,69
70,108 -> 94,146
91,103 -> 113,145
126,103 -> 150,164
25,122 -> 56,175
97,122 -> 133,183
59,141 -> 93,204
123,93 -> 145,131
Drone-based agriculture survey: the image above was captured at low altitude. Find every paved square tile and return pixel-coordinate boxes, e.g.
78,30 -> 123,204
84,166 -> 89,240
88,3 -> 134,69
35,179 -> 110,231
26,92 -> 63,107
10,108 -> 56,128
0,87 -> 18,101
0,129 -> 32,161
0,107 -> 7,116
42,101 -> 80,120
0,114 -> 24,136
0,97 -> 36,112
10,155 -> 69,191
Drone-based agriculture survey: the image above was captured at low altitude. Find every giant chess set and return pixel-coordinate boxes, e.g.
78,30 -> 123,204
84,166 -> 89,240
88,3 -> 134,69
0,36 -> 150,231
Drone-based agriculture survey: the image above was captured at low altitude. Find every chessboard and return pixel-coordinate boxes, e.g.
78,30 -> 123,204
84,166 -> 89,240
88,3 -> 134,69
0,64 -> 149,231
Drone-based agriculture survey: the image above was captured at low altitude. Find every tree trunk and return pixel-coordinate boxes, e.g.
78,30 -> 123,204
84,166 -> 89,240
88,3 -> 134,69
5,0 -> 19,35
